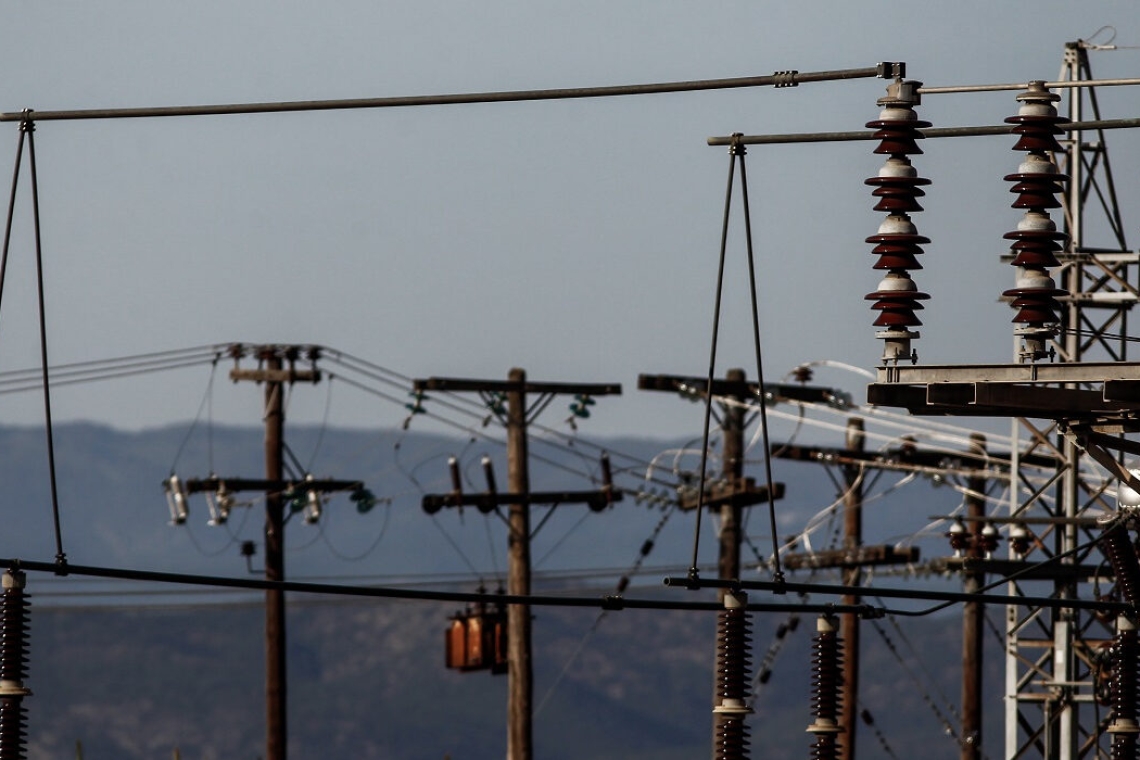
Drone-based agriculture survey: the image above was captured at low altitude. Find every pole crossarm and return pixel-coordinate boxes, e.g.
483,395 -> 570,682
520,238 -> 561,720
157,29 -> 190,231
676,477 -> 783,511
664,576 -> 1133,615
930,557 -> 1109,583
782,545 -> 919,571
230,368 -> 320,384
772,441 -> 1059,474
637,372 -> 851,408
422,488 -> 620,514
180,476 -> 364,494
414,376 -> 620,397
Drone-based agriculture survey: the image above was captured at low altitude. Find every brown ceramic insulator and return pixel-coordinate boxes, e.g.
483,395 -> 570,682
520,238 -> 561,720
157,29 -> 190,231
810,628 -> 843,722
1005,115 -> 1068,154
1113,627 -> 1138,728
866,276 -> 929,327
716,605 -> 753,703
869,302 -> 925,327
1005,175 -> 1067,210
0,583 -> 28,685
1007,236 -> 1063,269
0,699 -> 26,760
871,250 -> 922,271
865,117 -> 932,157
866,88 -> 931,356
868,182 -> 925,213
714,716 -> 751,760
1100,524 -> 1140,608
1002,293 -> 1064,325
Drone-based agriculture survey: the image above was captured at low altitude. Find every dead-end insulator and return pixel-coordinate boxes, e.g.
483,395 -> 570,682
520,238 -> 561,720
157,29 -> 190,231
713,589 -> 753,760
807,614 -> 844,760
1109,615 -> 1140,759
0,570 -> 31,760
1001,81 -> 1070,362
864,79 -> 931,365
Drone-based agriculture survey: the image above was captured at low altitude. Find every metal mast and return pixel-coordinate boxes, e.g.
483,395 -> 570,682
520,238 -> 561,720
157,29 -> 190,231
1001,41 -> 1138,760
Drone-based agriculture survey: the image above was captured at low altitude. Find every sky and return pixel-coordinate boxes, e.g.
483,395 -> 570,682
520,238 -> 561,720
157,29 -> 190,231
0,2 -> 1138,441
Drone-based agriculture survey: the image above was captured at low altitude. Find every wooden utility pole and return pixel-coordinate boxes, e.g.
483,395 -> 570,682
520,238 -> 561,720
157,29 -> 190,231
505,367 -> 532,760
262,349 -> 288,760
637,368 -> 788,760
414,369 -> 620,760
839,418 -> 864,760
718,369 -> 747,595
200,344 -> 323,760
960,433 -> 987,760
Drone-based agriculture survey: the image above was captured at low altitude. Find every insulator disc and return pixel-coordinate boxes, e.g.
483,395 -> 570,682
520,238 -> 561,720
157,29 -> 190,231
865,288 -> 930,302
865,175 -> 931,189
1003,285 -> 1067,299
872,310 -> 923,327
870,238 -> 926,254
1009,251 -> 1062,269
1003,228 -> 1067,243
1005,113 -> 1069,127
1011,132 -> 1065,153
865,232 -> 930,246
865,118 -> 933,130
872,197 -> 923,214
1003,169 -> 1069,183
871,135 -> 923,156
1008,304 -> 1060,324
872,253 -> 923,271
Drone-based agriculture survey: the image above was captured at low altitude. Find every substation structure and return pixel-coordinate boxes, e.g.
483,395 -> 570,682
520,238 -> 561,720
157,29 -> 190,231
860,44 -> 1140,760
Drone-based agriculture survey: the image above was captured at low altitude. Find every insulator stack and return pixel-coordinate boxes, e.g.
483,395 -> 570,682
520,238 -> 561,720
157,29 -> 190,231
713,590 -> 752,760
1100,523 -> 1140,608
807,615 -> 844,760
1001,80 -> 1070,361
1110,616 -> 1140,759
864,79 -> 931,365
0,571 -> 30,760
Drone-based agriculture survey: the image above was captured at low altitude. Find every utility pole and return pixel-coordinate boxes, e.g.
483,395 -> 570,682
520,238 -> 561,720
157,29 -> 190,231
960,433 -> 987,760
839,418 -> 864,760
637,370 -> 837,590
639,368 -> 798,758
414,368 -> 621,760
164,344 -> 372,760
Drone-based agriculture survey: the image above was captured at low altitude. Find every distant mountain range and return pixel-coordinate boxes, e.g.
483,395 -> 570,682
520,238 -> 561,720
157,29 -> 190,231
2,423 -> 999,759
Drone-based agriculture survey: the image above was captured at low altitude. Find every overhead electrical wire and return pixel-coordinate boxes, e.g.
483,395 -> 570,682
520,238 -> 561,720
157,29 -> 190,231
0,66 -> 886,123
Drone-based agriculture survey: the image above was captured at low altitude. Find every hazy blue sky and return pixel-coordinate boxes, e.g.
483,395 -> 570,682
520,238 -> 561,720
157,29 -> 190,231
1,2 -> 1138,439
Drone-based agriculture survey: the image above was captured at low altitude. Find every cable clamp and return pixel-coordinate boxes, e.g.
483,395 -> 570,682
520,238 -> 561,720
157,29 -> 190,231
773,70 -> 798,88
601,595 -> 625,611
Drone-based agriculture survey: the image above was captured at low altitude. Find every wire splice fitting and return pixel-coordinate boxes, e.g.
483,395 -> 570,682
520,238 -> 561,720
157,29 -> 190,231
1000,81 -> 1070,362
807,614 -> 844,760
864,80 -> 930,365
714,590 -> 753,760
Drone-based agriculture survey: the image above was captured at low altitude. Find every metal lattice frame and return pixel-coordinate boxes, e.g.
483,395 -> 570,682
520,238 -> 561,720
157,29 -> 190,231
1005,41 -> 1138,760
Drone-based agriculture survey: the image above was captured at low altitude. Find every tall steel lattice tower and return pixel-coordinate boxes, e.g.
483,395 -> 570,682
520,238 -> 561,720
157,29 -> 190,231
1004,41 -> 1139,760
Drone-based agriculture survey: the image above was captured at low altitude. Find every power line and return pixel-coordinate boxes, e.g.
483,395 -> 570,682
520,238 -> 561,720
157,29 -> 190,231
0,66 -> 888,123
